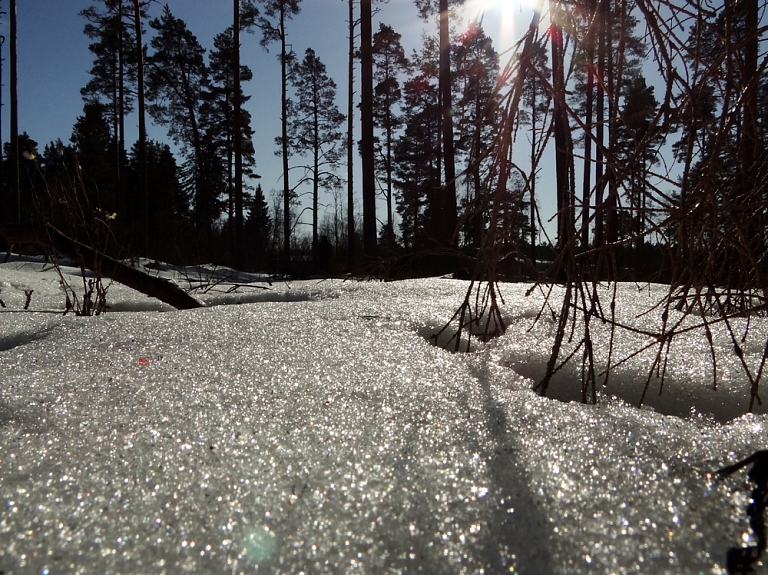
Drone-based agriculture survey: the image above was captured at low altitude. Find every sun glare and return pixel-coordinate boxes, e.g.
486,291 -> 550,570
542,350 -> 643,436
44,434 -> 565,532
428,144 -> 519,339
462,0 -> 525,53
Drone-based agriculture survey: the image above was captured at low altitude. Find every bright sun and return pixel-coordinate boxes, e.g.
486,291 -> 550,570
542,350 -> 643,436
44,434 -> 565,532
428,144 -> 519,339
461,0 -> 528,52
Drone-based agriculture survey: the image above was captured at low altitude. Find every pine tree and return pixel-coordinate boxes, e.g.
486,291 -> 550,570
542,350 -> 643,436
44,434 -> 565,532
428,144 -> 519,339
3,133 -> 40,224
394,38 -> 441,248
132,0 -> 151,255
671,3 -> 767,291
206,22 -> 259,262
286,48 -> 345,272
5,0 -> 18,227
452,22 -> 501,250
80,0 -> 138,239
614,73 -> 663,273
146,6 -> 219,256
345,0 -> 357,268
360,0 -> 377,258
372,23 -> 409,250
413,0 -> 465,247
257,0 -> 303,268
519,37 -> 550,263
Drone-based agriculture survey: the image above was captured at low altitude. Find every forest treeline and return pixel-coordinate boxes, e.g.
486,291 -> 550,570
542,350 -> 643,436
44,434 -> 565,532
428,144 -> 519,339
0,0 -> 766,289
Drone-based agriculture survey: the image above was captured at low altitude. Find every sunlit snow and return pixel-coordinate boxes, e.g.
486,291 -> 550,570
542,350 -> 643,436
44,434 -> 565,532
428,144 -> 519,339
0,255 -> 766,574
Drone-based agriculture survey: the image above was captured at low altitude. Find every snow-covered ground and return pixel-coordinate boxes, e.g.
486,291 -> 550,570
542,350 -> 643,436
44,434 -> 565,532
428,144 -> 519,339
1,255 -> 766,574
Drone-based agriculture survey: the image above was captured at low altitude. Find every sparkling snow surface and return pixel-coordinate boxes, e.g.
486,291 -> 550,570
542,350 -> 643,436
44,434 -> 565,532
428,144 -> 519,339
1,258 -> 767,574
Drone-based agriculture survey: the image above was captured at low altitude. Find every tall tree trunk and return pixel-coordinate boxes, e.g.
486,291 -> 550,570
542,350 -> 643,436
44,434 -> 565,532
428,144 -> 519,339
529,61 -> 538,266
360,0 -> 377,257
347,0 -> 356,268
234,0 -> 244,269
134,0 -> 148,255
605,0 -> 619,271
439,0 -> 457,246
741,0 -> 761,270
551,12 -> 572,253
581,0 -> 597,251
0,31 -> 4,229
280,5 -> 291,267
385,90 -> 394,248
117,2 -> 126,242
594,0 -> 607,260
312,80 -> 320,271
469,89 -> 483,249
9,0 -> 18,224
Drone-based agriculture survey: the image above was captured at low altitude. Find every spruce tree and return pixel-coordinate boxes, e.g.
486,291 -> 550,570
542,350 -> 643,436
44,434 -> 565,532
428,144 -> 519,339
243,183 -> 273,269
127,140 -> 189,260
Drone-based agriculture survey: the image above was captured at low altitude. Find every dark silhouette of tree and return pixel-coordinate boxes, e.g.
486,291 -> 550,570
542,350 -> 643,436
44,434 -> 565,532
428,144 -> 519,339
0,0 -> 6,235
243,183 -> 272,269
257,0 -> 303,269
230,0 -> 259,268
146,6 -> 219,256
452,22 -> 501,251
394,37 -> 441,248
372,23 -> 409,250
414,0 -> 464,248
3,133 -> 39,224
127,140 -> 190,261
549,2 -> 575,259
614,73 -> 663,273
70,102 -> 116,212
287,48 -> 345,272
671,1 -> 767,293
206,15 -> 259,265
344,0 -> 357,268
80,0 -> 140,240
8,0 -> 18,225
132,0 -> 152,255
519,37 -> 550,264
360,0 -> 377,258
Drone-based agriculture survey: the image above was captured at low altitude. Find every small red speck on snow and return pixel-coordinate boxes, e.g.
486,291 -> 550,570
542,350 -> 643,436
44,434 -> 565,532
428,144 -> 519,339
138,358 -> 149,367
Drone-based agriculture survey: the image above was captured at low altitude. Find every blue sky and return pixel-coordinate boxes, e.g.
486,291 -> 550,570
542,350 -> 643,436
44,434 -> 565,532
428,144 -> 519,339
0,0 -> 534,235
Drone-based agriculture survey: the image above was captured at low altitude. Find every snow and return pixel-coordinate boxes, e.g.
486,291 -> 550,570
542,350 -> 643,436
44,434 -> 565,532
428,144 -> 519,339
0,255 -> 767,574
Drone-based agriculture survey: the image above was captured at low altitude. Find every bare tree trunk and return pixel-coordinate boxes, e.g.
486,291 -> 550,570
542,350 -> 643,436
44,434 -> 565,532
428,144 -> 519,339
360,0 -> 377,257
551,11 -> 573,254
0,32 -> 4,229
347,0 -> 356,268
530,73 -> 538,266
117,2 -> 126,243
280,5 -> 291,268
234,0 -> 244,269
581,0 -> 596,251
439,0 -> 457,246
134,0 -> 148,255
9,0 -> 18,224
741,0 -> 762,270
594,0 -> 607,267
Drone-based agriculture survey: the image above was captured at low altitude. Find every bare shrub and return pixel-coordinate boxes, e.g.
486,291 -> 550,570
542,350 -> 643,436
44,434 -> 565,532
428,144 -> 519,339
442,0 -> 768,413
